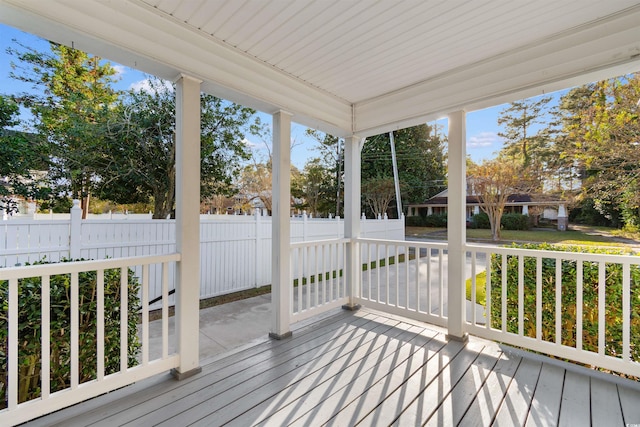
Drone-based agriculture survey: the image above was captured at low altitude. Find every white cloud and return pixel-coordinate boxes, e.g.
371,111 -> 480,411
128,78 -> 173,93
241,137 -> 260,149
112,64 -> 126,78
467,131 -> 503,149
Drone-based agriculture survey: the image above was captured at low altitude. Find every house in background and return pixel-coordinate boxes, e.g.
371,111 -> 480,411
408,189 -> 569,230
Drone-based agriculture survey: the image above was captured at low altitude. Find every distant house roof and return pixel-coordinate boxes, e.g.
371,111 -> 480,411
408,192 -> 562,209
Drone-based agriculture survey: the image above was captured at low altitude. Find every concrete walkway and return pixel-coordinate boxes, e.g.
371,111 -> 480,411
148,293 -> 273,364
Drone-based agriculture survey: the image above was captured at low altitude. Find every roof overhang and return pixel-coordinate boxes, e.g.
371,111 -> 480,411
2,0 -> 640,138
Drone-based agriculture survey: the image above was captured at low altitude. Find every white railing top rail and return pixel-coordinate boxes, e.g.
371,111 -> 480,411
357,237 -> 448,250
0,253 -> 181,280
465,242 -> 640,263
289,238 -> 350,249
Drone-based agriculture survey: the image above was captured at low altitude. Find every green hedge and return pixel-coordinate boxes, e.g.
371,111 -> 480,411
489,243 -> 640,363
405,214 -> 447,227
0,260 -> 141,407
501,213 -> 530,230
470,212 -> 530,230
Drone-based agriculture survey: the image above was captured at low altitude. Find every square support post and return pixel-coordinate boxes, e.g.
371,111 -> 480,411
447,110 -> 469,343
270,110 -> 293,340
172,74 -> 203,379
343,136 -> 363,310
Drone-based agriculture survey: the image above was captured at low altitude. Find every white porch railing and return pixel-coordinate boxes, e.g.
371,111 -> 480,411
358,238 -> 449,328
0,254 -> 180,426
465,243 -> 640,378
349,238 -> 640,379
290,238 -> 349,322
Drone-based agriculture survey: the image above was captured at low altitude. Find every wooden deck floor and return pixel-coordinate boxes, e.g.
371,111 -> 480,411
27,308 -> 640,427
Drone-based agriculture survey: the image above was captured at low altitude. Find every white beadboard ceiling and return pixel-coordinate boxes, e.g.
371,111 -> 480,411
2,0 -> 640,137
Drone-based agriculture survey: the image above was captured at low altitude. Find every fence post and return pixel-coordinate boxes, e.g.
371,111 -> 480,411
303,211 -> 308,241
69,199 -> 82,259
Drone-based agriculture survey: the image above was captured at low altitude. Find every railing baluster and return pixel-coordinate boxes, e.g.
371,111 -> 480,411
404,245 -> 409,309
471,250 -> 477,325
314,245 -> 319,308
555,256 -> 562,345
308,246 -> 311,312
41,275 -> 50,399
386,244 -> 390,305
518,255 -> 524,337
8,277 -> 18,410
623,263 -> 630,361
367,243 -> 372,301
162,261 -> 169,359
97,269 -> 105,380
71,272 -> 79,389
395,245 -> 399,307
536,257 -> 542,341
120,267 -> 128,372
415,245 -> 420,313
329,243 -> 334,302
426,247 -> 431,315
598,261 -> 605,356
376,243 -> 381,303
485,251 -> 491,330
142,264 -> 149,366
501,254 -> 507,333
577,261 -> 583,351
438,249 -> 444,318
322,243 -> 327,305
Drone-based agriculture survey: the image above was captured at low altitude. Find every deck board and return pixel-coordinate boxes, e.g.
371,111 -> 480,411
457,352 -> 522,427
557,370 -> 590,427
24,307 -> 640,427
590,377 -> 624,426
525,363 -> 565,426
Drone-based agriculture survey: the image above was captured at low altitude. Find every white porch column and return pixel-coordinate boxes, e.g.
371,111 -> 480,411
172,74 -> 202,379
447,110 -> 469,342
343,135 -> 362,310
270,110 -> 293,339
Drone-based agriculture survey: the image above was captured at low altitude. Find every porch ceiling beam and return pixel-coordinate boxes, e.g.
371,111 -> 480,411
0,0 -> 353,137
354,6 -> 640,137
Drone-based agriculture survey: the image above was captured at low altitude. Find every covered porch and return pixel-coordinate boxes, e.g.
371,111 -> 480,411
24,305 -> 640,426
2,1 -> 640,425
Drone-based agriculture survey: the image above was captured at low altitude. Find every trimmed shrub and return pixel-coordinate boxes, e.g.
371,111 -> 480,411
424,214 -> 447,227
489,243 -> 640,363
0,259 -> 141,407
405,214 -> 447,227
501,213 -> 530,230
405,215 -> 425,227
470,212 -> 490,229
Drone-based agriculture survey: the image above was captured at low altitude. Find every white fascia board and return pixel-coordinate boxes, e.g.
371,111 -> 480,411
1,0 -> 353,136
354,6 -> 640,137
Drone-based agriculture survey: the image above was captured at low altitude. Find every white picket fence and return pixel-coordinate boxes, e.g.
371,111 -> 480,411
1,208 -> 404,305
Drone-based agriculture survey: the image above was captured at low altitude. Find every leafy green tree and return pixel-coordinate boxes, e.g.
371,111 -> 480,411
555,74 -> 640,228
468,159 -> 530,241
0,95 -> 48,212
362,124 -> 446,217
362,177 -> 399,218
497,95 -> 554,192
305,130 -> 343,216
301,158 -> 333,217
100,77 -> 255,219
9,42 -> 120,217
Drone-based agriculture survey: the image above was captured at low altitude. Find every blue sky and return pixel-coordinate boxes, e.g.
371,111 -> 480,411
1,23 -> 562,167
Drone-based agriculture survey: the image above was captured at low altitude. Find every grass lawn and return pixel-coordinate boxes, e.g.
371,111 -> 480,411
465,270 -> 487,306
407,226 -> 638,248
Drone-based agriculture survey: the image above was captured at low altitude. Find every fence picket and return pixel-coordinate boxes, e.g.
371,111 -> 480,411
2,215 -> 403,305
